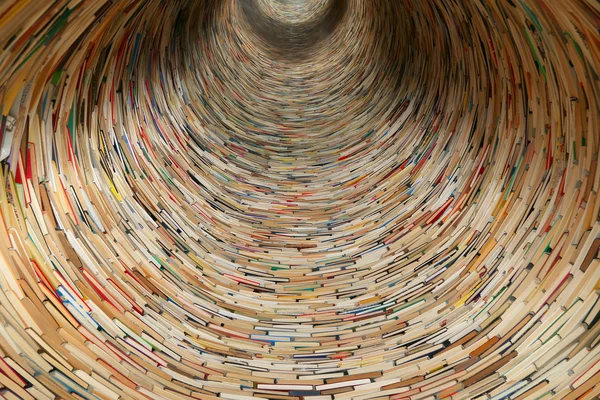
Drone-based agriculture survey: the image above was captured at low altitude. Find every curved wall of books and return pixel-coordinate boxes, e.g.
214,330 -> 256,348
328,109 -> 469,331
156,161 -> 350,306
0,0 -> 599,399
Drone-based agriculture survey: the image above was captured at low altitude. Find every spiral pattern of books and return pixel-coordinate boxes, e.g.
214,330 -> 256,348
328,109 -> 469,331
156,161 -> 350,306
0,0 -> 599,399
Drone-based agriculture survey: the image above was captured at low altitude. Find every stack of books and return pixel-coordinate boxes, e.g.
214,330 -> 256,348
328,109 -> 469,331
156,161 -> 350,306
0,0 -> 598,398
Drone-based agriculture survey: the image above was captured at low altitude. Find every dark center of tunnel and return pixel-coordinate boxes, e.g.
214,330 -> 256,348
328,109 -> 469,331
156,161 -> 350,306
238,0 -> 348,55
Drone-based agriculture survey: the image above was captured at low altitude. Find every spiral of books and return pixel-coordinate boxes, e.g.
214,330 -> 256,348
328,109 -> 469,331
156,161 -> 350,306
0,0 -> 599,399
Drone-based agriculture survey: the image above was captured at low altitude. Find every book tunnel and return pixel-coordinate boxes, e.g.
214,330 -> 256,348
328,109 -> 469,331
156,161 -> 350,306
0,0 -> 599,398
